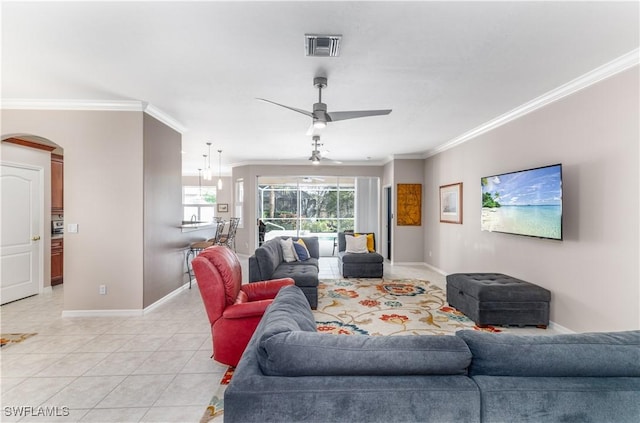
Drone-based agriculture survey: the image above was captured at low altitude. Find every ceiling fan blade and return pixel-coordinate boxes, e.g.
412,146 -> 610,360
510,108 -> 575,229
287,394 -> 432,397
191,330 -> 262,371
326,109 -> 392,122
256,98 -> 314,118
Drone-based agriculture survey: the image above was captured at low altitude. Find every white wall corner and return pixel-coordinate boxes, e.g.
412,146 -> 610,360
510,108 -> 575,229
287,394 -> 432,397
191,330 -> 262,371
425,48 -> 640,158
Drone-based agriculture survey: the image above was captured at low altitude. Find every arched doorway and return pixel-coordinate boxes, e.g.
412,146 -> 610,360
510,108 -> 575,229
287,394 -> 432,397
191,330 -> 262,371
1,135 -> 64,303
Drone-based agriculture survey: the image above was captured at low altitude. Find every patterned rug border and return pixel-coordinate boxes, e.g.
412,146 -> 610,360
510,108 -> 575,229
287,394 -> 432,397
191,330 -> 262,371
0,333 -> 37,348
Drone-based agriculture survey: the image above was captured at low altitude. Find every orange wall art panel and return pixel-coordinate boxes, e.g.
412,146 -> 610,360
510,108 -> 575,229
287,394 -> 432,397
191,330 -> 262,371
397,183 -> 422,226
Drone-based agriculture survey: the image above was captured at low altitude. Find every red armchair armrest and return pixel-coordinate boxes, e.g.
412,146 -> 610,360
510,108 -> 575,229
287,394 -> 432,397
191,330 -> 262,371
222,299 -> 273,319
241,278 -> 295,301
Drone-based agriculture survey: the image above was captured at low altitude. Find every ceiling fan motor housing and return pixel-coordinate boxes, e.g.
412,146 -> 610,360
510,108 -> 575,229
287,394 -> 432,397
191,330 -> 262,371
313,77 -> 327,89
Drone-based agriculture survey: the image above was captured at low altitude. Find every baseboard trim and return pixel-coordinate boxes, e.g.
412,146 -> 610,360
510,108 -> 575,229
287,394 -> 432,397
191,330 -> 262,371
62,309 -> 143,318
142,282 -> 192,315
548,321 -> 574,334
391,261 -> 448,276
61,281 -> 192,317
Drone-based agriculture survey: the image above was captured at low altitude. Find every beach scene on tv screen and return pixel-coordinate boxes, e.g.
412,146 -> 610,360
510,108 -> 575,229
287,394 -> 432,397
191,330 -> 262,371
481,165 -> 562,239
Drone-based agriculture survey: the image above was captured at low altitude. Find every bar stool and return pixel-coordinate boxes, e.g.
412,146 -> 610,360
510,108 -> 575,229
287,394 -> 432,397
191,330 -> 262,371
186,239 -> 214,289
217,217 -> 240,250
208,217 -> 226,244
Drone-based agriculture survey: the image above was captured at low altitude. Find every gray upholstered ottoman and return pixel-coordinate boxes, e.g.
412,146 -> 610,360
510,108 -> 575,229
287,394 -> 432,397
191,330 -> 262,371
446,273 -> 550,328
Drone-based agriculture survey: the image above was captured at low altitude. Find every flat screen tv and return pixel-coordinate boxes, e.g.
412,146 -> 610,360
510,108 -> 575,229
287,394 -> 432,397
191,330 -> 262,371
481,164 -> 562,240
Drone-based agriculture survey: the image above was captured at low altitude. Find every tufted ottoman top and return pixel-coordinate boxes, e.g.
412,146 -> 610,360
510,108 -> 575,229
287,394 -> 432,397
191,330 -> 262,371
446,273 -> 550,302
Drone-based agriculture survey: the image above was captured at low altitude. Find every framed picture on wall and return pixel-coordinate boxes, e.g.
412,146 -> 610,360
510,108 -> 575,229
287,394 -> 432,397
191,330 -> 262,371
217,203 -> 228,213
440,183 -> 463,224
397,183 -> 422,226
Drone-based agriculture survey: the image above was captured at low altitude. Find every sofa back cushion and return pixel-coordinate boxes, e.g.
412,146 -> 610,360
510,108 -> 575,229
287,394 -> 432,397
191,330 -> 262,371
338,232 -> 376,253
287,236 -> 320,259
260,331 -> 472,376
253,238 -> 283,280
256,285 -> 317,337
457,330 -> 640,377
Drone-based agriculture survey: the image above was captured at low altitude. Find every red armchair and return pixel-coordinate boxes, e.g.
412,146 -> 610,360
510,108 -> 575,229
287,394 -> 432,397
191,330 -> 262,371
191,245 -> 294,367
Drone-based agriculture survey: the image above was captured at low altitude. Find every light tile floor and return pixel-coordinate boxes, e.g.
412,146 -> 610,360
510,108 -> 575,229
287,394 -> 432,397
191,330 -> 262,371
1,257 -> 555,422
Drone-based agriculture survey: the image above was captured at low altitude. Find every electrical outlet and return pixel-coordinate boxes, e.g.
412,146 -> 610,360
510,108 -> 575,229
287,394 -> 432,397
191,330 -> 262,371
99,285 -> 107,295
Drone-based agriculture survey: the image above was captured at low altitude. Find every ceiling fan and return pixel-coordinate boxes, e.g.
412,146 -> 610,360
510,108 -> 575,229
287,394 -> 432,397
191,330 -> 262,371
258,76 -> 392,135
309,135 -> 340,165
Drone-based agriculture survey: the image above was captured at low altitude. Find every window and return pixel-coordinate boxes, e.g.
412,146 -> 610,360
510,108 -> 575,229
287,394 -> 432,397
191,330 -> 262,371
183,185 -> 217,222
257,176 -> 356,238
235,179 -> 244,228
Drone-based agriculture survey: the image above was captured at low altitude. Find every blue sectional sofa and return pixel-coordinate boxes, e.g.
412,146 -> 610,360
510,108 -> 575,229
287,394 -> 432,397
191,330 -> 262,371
224,285 -> 640,423
248,236 -> 319,308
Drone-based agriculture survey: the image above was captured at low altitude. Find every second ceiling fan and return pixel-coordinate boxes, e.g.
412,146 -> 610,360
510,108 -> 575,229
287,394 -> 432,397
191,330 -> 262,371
258,77 -> 392,135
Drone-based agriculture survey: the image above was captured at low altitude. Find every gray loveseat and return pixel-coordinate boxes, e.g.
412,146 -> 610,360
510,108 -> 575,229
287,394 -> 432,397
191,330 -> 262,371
225,285 -> 640,423
248,236 -> 319,308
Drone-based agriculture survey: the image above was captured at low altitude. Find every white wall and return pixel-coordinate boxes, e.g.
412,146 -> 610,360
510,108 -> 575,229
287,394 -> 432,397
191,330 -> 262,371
424,66 -> 639,332
2,109 -> 145,311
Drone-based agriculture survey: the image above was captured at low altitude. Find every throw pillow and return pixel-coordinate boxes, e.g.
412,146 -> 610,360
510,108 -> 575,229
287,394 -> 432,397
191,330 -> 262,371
280,238 -> 297,262
293,238 -> 310,261
355,233 -> 375,252
345,234 -> 368,254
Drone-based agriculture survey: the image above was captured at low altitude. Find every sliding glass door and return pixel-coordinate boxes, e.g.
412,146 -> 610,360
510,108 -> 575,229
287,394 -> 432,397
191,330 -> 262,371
257,176 -> 359,255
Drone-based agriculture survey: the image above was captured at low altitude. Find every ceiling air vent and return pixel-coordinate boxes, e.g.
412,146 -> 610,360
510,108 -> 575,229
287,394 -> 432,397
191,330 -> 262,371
305,34 -> 342,57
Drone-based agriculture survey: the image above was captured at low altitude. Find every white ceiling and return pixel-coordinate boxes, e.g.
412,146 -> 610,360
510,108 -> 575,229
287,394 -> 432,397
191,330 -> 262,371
2,1 -> 638,176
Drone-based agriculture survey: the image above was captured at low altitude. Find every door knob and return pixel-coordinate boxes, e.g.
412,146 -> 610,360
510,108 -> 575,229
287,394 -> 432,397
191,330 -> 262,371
32,236 -> 41,241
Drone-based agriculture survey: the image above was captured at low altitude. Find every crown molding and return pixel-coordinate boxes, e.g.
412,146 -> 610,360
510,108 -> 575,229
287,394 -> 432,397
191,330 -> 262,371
1,98 -> 145,111
426,48 -> 639,158
144,104 -> 187,134
1,99 -> 187,134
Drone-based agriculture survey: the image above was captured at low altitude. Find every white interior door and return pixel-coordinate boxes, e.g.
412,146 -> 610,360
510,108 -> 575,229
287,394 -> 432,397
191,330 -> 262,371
1,163 -> 42,304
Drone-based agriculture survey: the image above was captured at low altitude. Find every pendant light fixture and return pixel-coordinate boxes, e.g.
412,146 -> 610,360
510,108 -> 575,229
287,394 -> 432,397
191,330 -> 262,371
204,142 -> 213,181
202,154 -> 209,182
217,149 -> 223,190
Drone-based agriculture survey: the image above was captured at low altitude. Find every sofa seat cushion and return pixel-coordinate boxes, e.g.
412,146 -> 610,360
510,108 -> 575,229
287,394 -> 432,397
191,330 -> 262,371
338,251 -> 384,264
457,330 -> 640,377
259,330 -> 471,377
272,264 -> 319,288
472,375 -> 640,423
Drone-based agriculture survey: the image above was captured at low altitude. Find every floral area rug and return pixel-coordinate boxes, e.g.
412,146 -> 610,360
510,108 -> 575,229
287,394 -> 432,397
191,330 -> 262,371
200,367 -> 234,423
314,278 -> 506,335
0,333 -> 37,348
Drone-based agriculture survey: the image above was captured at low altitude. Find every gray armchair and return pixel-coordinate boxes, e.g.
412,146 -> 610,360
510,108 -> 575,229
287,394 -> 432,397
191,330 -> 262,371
337,232 -> 384,278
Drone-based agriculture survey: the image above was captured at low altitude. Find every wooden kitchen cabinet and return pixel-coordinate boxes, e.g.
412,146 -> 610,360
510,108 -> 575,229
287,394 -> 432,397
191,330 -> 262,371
51,238 -> 63,285
51,154 -> 64,213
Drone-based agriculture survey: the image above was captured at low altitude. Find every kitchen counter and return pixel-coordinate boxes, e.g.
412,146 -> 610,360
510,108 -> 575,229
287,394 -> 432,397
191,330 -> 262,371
180,221 -> 217,233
